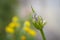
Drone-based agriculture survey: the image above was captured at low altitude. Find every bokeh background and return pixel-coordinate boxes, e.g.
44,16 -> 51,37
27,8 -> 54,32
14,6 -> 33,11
0,0 -> 60,40
18,0 -> 60,40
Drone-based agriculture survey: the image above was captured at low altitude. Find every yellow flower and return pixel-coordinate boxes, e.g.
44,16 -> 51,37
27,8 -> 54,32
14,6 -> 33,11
21,35 -> 26,40
29,29 -> 36,36
24,21 -> 30,27
23,27 -> 36,36
8,22 -> 20,28
12,16 -> 18,22
8,22 -> 16,28
6,27 -> 14,34
23,27 -> 30,32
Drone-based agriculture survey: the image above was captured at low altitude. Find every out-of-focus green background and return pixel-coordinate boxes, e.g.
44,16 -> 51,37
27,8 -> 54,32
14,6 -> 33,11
0,0 -> 19,40
0,0 -> 36,40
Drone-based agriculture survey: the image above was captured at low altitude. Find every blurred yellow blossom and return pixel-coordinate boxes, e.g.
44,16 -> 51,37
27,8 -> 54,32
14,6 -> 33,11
8,22 -> 16,28
21,35 -> 26,40
23,20 -> 36,36
6,27 -> 14,34
23,27 -> 36,36
29,29 -> 36,36
8,22 -> 20,28
12,16 -> 18,22
5,16 -> 20,34
24,21 -> 30,27
23,27 -> 30,32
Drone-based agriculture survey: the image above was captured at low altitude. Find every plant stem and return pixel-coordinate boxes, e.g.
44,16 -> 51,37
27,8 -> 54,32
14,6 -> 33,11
40,29 -> 46,40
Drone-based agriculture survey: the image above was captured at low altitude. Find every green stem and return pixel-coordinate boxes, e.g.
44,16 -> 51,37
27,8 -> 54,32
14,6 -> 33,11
40,29 -> 46,40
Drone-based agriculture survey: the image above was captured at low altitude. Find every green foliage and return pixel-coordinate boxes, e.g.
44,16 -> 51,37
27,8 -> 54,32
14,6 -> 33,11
0,0 -> 18,40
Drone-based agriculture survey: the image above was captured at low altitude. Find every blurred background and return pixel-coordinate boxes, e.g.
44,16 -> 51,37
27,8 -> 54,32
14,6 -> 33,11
19,0 -> 60,40
0,0 -> 60,40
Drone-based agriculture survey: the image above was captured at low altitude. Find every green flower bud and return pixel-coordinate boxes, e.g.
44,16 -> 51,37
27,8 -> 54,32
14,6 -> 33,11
31,6 -> 46,40
32,14 -> 46,30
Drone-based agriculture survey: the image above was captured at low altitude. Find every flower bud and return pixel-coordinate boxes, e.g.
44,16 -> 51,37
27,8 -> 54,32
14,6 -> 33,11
32,13 -> 46,30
